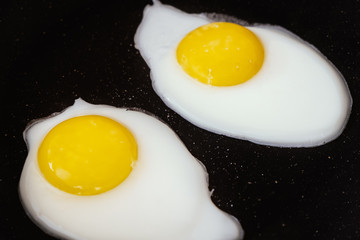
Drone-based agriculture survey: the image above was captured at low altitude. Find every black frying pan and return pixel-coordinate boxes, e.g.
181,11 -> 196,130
1,0 -> 359,239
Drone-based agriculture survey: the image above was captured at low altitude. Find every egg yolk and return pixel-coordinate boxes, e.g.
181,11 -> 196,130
38,115 -> 137,195
176,22 -> 264,86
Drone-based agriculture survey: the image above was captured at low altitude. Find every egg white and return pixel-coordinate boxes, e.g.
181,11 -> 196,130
19,99 -> 243,240
134,1 -> 352,147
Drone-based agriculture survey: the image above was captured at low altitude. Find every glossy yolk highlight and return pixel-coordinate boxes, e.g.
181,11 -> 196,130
38,115 -> 137,195
177,22 -> 264,86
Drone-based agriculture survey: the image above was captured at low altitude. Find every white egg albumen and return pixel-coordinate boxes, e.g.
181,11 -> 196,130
134,1 -> 352,147
19,99 -> 243,240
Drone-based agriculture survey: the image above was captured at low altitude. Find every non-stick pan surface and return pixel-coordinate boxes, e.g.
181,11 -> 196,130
1,0 -> 359,239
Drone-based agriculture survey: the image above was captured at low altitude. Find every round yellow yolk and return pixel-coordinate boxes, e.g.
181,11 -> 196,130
38,115 -> 138,195
176,22 -> 264,86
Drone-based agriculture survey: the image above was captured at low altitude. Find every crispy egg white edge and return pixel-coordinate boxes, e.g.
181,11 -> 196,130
134,1 -> 352,148
19,99 -> 243,240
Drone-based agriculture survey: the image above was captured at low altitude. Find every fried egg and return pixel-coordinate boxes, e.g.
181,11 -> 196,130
19,99 -> 243,240
134,1 -> 352,147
